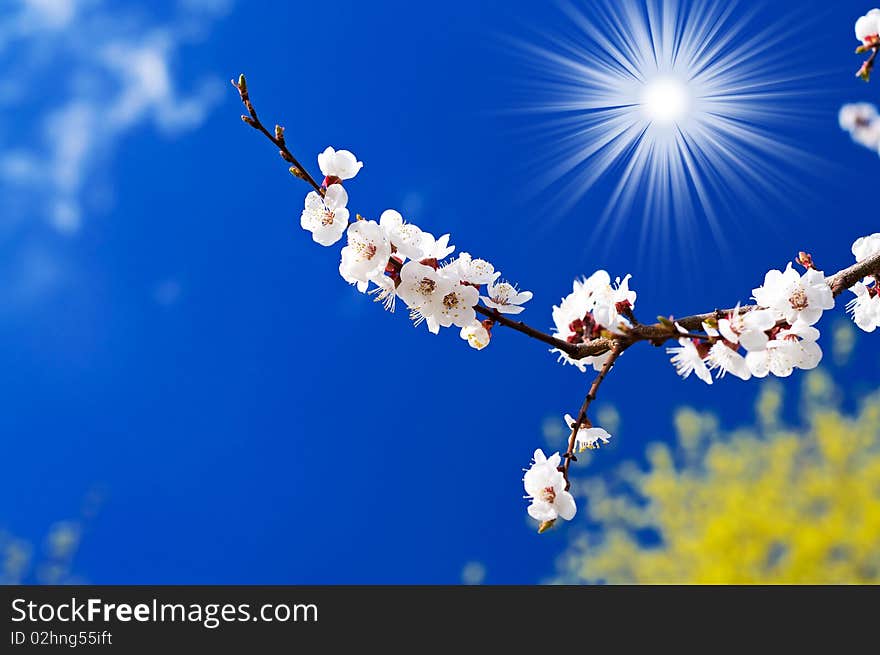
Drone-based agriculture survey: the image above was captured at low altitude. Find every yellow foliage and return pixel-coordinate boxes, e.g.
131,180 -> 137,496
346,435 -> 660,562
558,372 -> 880,583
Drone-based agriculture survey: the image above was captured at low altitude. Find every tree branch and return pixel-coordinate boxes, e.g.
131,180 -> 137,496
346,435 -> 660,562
569,251 -> 880,358
235,72 -> 880,525
232,75 -> 880,366
232,75 -> 324,196
233,74 -> 880,365
562,342 -> 625,484
474,305 -> 588,357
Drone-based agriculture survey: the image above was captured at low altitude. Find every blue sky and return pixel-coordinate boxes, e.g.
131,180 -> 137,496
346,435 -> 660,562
1,0 -> 879,584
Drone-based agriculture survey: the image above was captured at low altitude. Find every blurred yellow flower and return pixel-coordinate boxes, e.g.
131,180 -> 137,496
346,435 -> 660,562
558,372 -> 880,583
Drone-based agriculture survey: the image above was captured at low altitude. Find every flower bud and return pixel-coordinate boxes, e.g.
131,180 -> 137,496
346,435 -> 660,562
797,251 -> 815,270
537,519 -> 556,534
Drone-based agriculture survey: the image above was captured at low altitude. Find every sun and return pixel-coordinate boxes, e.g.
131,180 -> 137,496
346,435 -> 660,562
509,0 -> 817,259
640,76 -> 691,126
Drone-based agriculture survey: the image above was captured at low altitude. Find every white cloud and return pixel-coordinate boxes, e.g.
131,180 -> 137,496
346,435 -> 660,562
0,0 -> 232,235
22,0 -> 78,28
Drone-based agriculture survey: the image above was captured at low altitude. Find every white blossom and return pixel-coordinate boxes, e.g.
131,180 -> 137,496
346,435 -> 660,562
397,261 -> 449,333
839,103 -> 880,150
379,210 -> 424,261
667,338 -> 712,384
564,414 -> 612,451
847,282 -> 880,332
855,9 -> 880,44
717,307 -> 776,352
444,252 -> 499,286
550,271 -> 633,372
523,449 -> 576,523
745,340 -> 797,378
839,103 -> 878,131
460,320 -> 490,350
752,263 -> 834,326
419,231 -> 455,260
778,322 -> 823,370
300,184 -> 349,246
592,274 -> 637,334
743,322 -> 819,377
705,341 -> 751,380
434,282 -> 479,329
852,233 -> 880,263
480,280 -> 532,315
550,277 -> 597,348
339,220 -> 392,288
317,146 -> 363,181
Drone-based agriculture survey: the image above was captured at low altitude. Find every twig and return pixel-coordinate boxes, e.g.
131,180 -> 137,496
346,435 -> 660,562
857,42 -> 880,81
474,305 -> 588,357
232,75 -> 324,196
561,343 -> 625,487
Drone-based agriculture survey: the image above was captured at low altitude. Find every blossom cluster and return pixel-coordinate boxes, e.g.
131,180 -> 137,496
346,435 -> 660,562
549,271 -> 637,372
848,233 -> 880,332
522,414 -> 614,532
839,103 -> 880,152
523,417 -> 611,529
667,262 -> 833,384
665,235 -> 880,384
299,147 -> 532,349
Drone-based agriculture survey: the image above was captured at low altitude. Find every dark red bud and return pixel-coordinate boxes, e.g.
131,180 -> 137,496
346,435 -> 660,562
693,339 -> 711,359
385,256 -> 403,282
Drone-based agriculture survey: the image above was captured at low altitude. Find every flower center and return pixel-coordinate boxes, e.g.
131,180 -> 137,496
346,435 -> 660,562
789,288 -> 808,311
493,284 -> 512,303
417,278 -> 436,296
541,486 -> 556,504
321,209 -> 335,226
355,241 -> 377,261
442,292 -> 459,309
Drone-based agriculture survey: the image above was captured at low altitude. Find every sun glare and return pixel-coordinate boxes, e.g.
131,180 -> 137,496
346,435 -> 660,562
640,76 -> 691,126
510,0 -> 817,259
